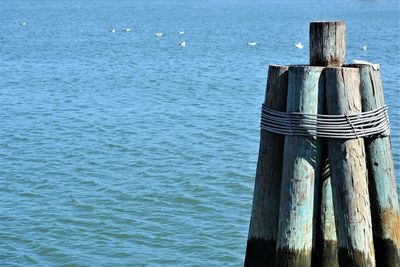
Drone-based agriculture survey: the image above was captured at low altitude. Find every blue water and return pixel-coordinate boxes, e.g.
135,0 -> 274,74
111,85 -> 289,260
1,0 -> 399,265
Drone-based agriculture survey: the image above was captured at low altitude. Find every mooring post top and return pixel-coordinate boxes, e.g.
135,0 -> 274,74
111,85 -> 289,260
288,65 -> 325,71
310,21 -> 345,25
268,64 -> 289,70
310,21 -> 346,67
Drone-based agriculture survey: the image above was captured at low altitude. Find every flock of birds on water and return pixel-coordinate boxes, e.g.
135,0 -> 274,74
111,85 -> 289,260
19,21 -> 369,52
108,27 -> 188,47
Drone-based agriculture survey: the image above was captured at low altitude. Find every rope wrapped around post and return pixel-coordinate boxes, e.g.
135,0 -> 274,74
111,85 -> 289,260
260,104 -> 390,139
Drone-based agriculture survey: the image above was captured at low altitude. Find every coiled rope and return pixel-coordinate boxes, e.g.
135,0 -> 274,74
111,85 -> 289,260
260,104 -> 390,139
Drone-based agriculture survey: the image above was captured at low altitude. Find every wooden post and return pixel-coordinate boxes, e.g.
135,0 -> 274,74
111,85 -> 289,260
325,67 -> 376,266
356,64 -> 400,266
310,22 -> 346,67
309,21 -> 343,267
314,152 -> 339,267
245,65 -> 288,267
275,65 -> 325,267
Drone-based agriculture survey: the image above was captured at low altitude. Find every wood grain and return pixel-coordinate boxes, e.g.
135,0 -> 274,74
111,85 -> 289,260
310,22 -> 346,67
245,65 -> 289,267
357,64 -> 400,267
275,65 -> 325,267
325,66 -> 376,266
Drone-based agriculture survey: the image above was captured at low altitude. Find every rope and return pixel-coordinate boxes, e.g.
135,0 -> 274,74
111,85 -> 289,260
260,104 -> 390,139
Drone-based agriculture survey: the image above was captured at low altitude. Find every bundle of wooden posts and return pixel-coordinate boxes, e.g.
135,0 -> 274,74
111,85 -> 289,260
245,21 -> 399,267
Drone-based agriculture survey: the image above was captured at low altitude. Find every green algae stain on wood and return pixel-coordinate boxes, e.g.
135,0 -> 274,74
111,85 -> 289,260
357,64 -> 400,267
309,21 -> 344,267
275,66 -> 325,267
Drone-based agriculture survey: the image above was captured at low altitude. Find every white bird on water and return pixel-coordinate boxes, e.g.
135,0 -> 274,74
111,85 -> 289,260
122,28 -> 132,32
294,42 -> 303,49
362,45 -> 367,51
21,21 -> 27,26
247,41 -> 257,46
179,41 -> 186,47
109,28 -> 116,33
177,31 -> 185,35
155,32 -> 164,37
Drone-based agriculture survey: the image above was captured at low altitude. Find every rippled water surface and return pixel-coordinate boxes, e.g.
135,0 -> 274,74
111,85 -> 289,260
1,0 -> 399,265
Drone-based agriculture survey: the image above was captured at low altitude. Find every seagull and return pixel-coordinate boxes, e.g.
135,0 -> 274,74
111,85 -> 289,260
177,31 -> 185,35
294,42 -> 303,49
109,28 -> 116,33
21,21 -> 27,26
362,45 -> 367,51
122,28 -> 132,32
247,41 -> 257,46
155,32 -> 164,37
178,41 -> 186,47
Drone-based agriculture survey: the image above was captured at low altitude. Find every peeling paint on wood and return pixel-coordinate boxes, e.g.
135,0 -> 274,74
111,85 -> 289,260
245,65 -> 289,267
275,65 -> 325,267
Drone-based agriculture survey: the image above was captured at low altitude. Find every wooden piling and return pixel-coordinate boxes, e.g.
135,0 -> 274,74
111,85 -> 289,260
310,22 -> 346,67
309,21 -> 342,267
245,65 -> 289,267
314,150 -> 339,267
246,20 -> 398,266
325,67 -> 376,266
357,64 -> 400,266
275,65 -> 324,267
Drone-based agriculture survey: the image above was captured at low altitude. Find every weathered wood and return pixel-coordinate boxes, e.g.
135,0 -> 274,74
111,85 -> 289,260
310,22 -> 346,67
314,149 -> 339,267
356,64 -> 400,267
275,65 -> 325,267
245,65 -> 289,267
309,21 -> 343,267
325,67 -> 376,266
